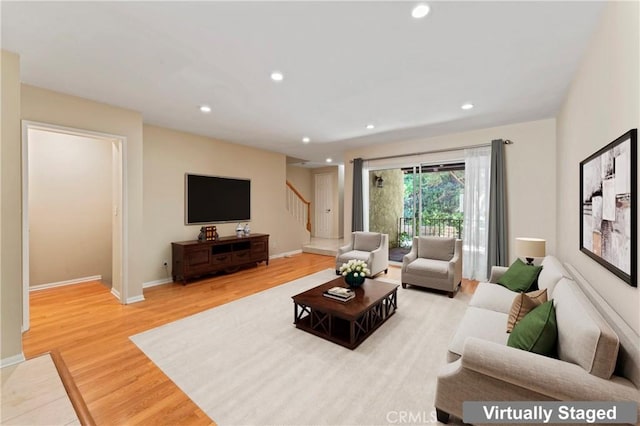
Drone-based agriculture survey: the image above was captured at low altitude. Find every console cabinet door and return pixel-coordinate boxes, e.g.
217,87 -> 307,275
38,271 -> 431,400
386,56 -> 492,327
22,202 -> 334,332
251,236 -> 269,262
184,247 -> 211,273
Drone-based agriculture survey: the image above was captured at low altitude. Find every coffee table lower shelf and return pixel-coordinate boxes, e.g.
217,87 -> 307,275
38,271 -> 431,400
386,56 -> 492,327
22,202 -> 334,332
293,290 -> 397,349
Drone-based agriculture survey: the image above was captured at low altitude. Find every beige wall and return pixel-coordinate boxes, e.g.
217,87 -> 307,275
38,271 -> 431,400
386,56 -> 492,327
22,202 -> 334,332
28,130 -> 112,287
21,85 -> 144,302
311,166 -> 343,238
556,1 -> 639,333
286,165 -> 312,201
344,118 -> 558,263
1,50 -> 23,363
143,125 -> 303,284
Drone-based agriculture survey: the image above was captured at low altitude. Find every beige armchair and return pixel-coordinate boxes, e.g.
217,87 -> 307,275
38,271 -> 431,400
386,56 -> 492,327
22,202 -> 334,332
336,232 -> 389,277
401,236 -> 462,298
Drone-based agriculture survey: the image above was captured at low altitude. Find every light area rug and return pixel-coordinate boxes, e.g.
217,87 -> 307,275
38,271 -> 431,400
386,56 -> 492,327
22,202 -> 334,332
131,269 -> 470,425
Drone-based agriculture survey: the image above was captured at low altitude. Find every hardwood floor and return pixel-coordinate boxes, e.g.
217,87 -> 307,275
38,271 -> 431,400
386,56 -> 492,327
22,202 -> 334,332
23,253 -> 335,425
23,253 -> 477,425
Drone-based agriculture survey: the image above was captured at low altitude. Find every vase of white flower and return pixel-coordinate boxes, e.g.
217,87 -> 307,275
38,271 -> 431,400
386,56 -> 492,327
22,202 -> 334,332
338,259 -> 370,288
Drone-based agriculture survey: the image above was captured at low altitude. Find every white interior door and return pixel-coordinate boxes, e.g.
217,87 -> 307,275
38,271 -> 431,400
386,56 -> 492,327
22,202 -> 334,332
314,173 -> 334,238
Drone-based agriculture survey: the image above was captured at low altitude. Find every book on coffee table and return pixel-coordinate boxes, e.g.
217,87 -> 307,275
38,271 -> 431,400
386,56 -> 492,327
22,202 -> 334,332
323,291 -> 355,302
327,286 -> 354,297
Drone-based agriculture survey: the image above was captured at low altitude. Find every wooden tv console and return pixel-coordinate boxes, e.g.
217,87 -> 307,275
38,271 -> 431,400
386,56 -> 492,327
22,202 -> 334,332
171,233 -> 269,284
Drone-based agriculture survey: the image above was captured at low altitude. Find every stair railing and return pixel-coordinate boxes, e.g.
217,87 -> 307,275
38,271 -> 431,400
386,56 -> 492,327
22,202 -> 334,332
286,181 -> 311,232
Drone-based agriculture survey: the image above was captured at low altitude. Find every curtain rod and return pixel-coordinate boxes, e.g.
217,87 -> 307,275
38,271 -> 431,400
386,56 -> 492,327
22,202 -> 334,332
350,139 -> 514,163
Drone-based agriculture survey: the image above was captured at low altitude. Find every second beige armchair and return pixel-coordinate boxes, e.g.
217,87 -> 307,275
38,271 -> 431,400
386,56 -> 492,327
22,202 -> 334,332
401,236 -> 462,298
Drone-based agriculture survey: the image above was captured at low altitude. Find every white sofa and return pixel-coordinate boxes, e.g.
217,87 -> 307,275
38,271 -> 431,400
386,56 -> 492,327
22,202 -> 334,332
335,232 -> 389,277
435,256 -> 640,424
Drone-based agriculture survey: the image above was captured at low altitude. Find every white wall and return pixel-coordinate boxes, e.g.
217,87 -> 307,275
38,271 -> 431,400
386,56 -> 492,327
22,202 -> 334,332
344,118 -> 558,264
143,125 -> 305,284
28,129 -> 112,287
556,1 -> 639,333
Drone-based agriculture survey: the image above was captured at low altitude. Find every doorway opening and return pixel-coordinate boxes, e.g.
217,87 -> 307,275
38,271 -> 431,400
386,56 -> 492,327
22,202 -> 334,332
21,121 -> 126,332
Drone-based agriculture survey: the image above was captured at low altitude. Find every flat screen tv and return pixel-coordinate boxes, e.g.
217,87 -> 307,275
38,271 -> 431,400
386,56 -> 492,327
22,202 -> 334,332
185,174 -> 251,224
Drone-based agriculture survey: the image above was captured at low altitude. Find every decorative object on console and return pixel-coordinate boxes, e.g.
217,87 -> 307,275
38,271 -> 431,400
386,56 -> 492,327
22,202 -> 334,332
236,223 -> 244,238
579,129 -> 637,286
198,226 -> 218,241
244,223 -> 250,236
338,259 -> 370,288
515,237 -> 546,265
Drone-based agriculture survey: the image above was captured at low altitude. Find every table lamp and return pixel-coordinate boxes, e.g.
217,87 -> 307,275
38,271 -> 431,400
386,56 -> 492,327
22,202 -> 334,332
515,237 -> 546,265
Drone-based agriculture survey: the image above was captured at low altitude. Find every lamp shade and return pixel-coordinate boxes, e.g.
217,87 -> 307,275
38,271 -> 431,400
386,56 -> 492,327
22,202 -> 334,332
515,237 -> 546,259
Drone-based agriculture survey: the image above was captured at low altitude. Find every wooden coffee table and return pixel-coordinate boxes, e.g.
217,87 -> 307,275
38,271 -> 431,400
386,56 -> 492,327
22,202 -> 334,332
292,277 -> 398,349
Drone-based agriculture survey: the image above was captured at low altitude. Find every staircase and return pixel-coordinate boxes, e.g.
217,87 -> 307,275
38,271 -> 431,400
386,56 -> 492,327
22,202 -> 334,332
286,181 -> 311,232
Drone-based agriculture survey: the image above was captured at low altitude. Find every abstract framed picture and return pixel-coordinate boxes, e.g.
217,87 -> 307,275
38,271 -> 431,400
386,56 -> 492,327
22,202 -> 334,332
580,129 -> 637,286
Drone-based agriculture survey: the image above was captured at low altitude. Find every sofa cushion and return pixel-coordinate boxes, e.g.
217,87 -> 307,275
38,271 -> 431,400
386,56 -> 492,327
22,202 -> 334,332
336,250 -> 370,264
405,258 -> 448,279
553,278 -> 619,379
507,300 -> 557,356
417,236 -> 454,261
538,256 -> 569,296
353,232 -> 381,252
497,258 -> 542,292
448,306 -> 509,360
469,282 -> 519,314
507,289 -> 548,333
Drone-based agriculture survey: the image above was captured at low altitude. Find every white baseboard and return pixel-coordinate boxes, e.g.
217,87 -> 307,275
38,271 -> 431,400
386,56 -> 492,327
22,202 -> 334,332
270,249 -> 302,259
125,295 -> 145,304
143,277 -> 173,289
30,275 -> 102,292
110,287 -> 121,301
0,352 -> 25,368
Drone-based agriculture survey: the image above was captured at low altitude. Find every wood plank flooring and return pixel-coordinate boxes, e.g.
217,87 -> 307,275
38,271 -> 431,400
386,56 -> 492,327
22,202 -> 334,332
23,253 -> 477,425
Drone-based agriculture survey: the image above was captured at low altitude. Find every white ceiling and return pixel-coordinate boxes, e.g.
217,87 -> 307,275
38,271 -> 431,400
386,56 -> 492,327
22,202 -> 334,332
2,1 -> 605,166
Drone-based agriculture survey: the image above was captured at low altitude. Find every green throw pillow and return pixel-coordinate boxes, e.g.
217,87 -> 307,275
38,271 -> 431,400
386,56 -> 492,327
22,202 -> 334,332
497,258 -> 543,292
507,300 -> 557,356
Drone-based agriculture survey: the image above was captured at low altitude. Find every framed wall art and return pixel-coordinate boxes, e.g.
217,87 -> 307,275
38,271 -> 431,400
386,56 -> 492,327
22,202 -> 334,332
580,129 -> 637,286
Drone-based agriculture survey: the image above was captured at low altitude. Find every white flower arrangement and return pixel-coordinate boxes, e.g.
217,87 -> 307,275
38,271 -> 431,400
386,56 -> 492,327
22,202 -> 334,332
339,259 -> 370,278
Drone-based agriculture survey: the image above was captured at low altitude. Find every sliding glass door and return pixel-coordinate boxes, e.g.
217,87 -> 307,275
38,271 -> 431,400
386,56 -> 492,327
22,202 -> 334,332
368,162 -> 465,262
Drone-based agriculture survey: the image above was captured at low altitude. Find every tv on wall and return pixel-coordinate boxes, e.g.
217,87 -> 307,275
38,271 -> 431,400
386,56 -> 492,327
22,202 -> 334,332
185,173 -> 251,225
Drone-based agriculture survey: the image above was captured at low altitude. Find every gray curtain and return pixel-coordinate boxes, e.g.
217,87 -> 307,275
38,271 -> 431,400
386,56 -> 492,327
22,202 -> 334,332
352,158 -> 364,232
487,139 -> 508,268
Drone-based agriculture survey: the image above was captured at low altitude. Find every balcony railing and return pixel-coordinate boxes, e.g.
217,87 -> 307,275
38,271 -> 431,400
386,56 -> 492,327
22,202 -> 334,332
397,217 -> 462,246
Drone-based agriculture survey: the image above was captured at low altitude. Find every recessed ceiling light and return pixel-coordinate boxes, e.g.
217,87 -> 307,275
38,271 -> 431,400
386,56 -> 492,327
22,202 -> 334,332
199,105 -> 211,113
326,158 -> 333,163
461,103 -> 474,110
366,124 -> 375,129
302,137 -> 310,143
411,4 -> 430,19
270,71 -> 284,82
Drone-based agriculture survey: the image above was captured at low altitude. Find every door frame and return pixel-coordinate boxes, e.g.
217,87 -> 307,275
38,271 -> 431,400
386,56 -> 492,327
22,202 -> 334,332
21,121 -> 128,332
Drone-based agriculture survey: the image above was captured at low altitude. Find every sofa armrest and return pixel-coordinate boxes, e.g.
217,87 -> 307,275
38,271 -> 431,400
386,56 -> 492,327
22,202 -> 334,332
488,266 -> 509,283
461,338 -> 639,403
402,240 -> 418,270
